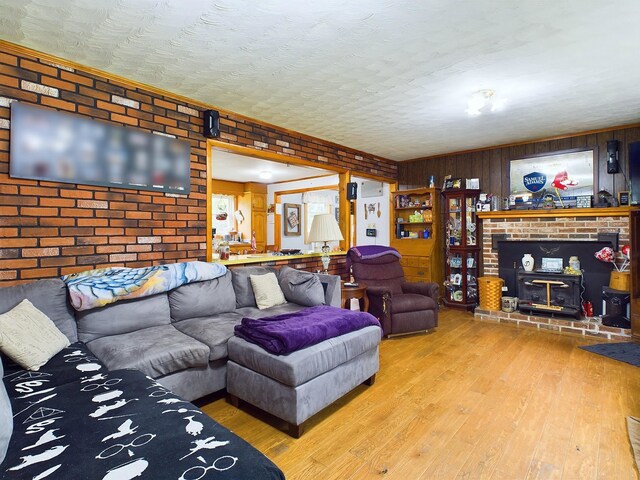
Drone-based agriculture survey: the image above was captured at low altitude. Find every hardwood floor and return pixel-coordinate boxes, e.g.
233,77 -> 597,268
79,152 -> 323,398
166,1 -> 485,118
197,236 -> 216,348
200,309 -> 640,479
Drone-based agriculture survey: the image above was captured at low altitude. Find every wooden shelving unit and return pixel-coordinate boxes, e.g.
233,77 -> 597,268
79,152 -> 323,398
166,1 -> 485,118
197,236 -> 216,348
390,187 -> 442,287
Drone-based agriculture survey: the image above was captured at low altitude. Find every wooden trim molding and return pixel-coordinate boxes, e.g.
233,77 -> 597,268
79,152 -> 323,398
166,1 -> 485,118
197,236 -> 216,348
477,206 -> 631,219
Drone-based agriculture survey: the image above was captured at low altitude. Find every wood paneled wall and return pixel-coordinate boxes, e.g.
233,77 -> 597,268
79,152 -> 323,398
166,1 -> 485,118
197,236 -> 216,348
399,125 -> 640,198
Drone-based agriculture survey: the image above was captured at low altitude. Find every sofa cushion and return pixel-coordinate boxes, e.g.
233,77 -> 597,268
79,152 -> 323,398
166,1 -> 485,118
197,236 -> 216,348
0,299 -> 71,371
232,266 -> 276,308
390,293 -> 436,313
76,293 -> 171,343
0,357 -> 12,465
168,271 -> 236,321
250,272 -> 286,310
227,325 -> 381,387
278,266 -> 325,306
87,325 -> 210,378
0,278 -> 77,343
173,312 -> 243,361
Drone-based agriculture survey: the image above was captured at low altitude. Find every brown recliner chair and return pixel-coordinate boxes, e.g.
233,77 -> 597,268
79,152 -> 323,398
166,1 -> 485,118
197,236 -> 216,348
349,252 -> 439,336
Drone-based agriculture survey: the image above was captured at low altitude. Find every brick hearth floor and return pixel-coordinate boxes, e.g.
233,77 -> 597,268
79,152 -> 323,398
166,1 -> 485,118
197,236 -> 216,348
474,308 -> 631,341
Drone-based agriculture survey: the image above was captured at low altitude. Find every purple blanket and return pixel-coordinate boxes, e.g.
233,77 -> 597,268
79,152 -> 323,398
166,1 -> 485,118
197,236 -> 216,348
234,305 -> 381,355
346,245 -> 401,271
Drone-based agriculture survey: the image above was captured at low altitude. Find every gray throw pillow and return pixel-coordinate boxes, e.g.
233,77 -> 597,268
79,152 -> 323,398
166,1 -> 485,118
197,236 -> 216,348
278,266 -> 325,307
0,356 -> 13,464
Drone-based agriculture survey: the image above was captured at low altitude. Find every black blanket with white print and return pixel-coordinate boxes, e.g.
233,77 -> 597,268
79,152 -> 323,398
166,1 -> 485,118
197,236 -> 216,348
1,343 -> 285,480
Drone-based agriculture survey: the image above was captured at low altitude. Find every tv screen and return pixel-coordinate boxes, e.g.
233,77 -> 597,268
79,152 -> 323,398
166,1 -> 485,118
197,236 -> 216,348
9,102 -> 191,194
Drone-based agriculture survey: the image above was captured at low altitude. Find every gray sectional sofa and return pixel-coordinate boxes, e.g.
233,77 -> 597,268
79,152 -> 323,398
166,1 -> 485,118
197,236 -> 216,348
1,265 -> 340,401
3,264 -> 344,478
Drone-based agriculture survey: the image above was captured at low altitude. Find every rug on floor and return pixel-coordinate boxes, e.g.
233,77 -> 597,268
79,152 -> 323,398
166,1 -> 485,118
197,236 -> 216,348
628,417 -> 640,471
580,342 -> 640,367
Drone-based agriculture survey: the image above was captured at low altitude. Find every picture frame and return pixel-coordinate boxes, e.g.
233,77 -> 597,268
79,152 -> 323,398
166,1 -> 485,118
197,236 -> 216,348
509,148 -> 596,202
576,195 -> 592,208
618,191 -> 630,206
465,178 -> 480,189
283,203 -> 301,236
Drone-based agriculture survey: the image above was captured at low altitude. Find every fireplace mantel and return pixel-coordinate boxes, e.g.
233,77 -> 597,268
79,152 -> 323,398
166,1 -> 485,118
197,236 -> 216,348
477,206 -> 631,220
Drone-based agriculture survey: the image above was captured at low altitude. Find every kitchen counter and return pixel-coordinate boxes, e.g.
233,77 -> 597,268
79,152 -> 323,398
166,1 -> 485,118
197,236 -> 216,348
216,251 -> 346,266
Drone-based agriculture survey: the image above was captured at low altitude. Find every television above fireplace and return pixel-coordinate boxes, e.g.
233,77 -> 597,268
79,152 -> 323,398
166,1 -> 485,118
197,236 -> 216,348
9,102 -> 191,194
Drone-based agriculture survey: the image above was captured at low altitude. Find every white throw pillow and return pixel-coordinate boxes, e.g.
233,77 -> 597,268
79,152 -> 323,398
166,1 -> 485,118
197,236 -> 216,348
0,299 -> 70,371
250,273 -> 287,310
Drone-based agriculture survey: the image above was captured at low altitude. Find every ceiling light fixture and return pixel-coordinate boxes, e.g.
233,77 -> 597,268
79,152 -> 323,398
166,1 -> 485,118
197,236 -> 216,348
259,171 -> 272,180
466,89 -> 506,116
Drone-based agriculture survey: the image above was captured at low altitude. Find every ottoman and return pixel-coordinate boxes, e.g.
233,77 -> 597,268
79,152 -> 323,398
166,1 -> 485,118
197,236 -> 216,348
226,325 -> 381,437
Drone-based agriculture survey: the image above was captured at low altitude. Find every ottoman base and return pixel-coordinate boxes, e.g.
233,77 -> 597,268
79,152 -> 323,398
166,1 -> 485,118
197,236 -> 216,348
228,372 -> 375,438
227,344 -> 379,437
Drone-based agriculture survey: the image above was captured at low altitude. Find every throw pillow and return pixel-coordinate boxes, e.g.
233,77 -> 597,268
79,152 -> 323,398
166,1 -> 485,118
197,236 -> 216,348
278,266 -> 325,307
250,273 -> 287,310
0,356 -> 12,464
0,299 -> 70,371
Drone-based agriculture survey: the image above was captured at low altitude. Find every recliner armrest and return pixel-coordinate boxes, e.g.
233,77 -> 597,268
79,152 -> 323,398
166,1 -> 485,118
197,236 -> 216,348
364,286 -> 393,334
365,286 -> 393,298
401,281 -> 439,301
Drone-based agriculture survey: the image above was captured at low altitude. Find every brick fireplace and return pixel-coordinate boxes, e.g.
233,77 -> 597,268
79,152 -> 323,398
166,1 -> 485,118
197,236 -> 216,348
474,207 -> 631,340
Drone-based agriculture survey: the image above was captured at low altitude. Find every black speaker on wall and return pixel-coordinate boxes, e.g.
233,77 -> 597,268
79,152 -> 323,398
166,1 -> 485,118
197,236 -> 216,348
630,141 -> 640,205
607,139 -> 619,174
346,182 -> 358,200
203,110 -> 220,138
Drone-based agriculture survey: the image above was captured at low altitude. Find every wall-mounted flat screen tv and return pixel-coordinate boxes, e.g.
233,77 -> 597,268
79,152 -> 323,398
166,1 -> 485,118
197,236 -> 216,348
10,102 -> 191,194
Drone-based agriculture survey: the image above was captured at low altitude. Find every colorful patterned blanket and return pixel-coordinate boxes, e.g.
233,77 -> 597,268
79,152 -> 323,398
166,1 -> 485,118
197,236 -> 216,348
62,261 -> 227,311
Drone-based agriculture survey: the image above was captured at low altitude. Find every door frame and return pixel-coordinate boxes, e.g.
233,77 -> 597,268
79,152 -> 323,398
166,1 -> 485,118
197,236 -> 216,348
206,140 -> 352,261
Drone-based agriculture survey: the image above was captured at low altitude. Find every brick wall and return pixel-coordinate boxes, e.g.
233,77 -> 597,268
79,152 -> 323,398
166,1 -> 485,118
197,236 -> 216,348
481,216 -> 630,276
0,43 -> 397,286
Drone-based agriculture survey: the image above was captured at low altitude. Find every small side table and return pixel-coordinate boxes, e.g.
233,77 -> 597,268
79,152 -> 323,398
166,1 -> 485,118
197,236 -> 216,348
341,281 -> 369,312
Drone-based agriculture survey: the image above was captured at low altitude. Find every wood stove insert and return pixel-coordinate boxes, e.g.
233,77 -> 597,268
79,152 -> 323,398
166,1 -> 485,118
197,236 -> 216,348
517,271 -> 582,319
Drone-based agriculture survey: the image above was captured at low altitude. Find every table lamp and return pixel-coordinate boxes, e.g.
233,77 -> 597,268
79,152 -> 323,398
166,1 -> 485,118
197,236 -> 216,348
308,213 -> 344,273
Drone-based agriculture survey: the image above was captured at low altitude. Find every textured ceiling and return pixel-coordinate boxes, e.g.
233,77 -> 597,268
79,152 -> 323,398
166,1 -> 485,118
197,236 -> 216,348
1,0 -> 640,161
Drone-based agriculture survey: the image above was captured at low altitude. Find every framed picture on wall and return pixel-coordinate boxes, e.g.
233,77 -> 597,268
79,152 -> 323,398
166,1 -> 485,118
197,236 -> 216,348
618,191 -> 630,206
284,203 -> 301,236
509,148 -> 595,201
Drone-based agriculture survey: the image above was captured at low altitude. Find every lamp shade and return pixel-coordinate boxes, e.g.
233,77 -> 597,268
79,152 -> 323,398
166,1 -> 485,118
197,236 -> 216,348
308,214 -> 344,243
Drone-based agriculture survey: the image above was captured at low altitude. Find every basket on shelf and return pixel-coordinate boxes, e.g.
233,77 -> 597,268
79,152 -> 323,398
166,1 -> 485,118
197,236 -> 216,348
478,276 -> 504,311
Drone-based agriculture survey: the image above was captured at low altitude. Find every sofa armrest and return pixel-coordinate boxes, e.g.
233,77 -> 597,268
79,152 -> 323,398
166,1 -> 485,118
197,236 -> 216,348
317,273 -> 341,307
401,281 -> 439,301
